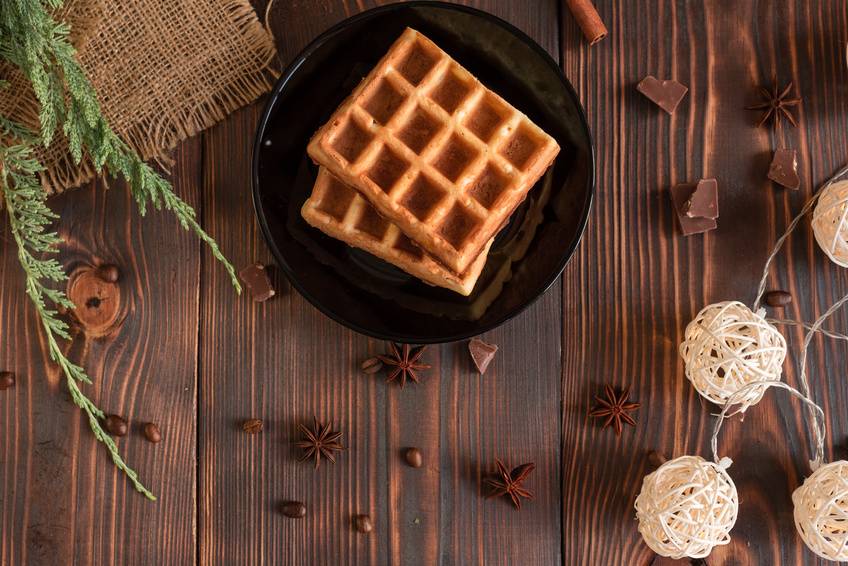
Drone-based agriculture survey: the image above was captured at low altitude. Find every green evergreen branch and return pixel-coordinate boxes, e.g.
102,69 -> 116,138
1,140 -> 155,500
0,0 -> 243,499
0,0 -> 241,292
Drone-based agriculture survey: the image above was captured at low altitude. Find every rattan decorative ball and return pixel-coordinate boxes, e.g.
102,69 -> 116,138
793,460 -> 848,561
812,180 -> 848,267
635,455 -> 738,559
679,301 -> 787,410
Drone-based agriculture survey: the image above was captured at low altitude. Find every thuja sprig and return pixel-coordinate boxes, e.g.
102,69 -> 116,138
0,0 -> 241,499
0,0 -> 241,291
1,138 -> 155,500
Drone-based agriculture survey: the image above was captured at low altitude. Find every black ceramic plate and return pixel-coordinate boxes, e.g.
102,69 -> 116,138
252,2 -> 594,343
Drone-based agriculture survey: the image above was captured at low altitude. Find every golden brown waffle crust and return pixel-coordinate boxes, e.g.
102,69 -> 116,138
307,27 -> 560,274
301,168 -> 491,296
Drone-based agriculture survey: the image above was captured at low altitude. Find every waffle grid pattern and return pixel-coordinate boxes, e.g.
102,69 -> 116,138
308,28 -> 559,274
301,168 -> 490,295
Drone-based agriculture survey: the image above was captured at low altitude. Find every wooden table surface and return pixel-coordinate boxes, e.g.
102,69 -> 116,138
2,1 -> 848,564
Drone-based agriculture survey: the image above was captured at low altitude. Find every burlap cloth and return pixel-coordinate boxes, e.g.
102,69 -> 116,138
0,0 -> 277,194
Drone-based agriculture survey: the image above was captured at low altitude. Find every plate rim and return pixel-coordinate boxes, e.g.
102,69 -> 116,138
251,0 -> 595,344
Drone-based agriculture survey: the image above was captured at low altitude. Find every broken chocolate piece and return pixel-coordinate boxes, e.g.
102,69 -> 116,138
637,76 -> 688,114
468,338 -> 498,374
683,179 -> 719,219
239,263 -> 275,302
768,148 -> 800,190
670,183 -> 717,236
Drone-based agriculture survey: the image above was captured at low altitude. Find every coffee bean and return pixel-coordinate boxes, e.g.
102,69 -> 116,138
353,514 -> 373,534
143,422 -> 162,443
95,264 -> 120,283
281,501 -> 306,518
647,450 -> 667,468
404,447 -> 423,468
242,418 -> 263,434
0,371 -> 15,390
104,414 -> 128,436
361,357 -> 383,374
764,290 -> 792,307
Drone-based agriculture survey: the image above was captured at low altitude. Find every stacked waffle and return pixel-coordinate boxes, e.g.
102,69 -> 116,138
302,28 -> 560,295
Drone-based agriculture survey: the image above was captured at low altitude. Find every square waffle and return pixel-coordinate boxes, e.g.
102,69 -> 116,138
307,27 -> 560,274
301,167 -> 491,296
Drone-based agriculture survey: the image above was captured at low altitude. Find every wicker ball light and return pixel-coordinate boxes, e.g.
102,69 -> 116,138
790,293 -> 848,562
812,180 -> 848,268
679,301 -> 787,410
635,455 -> 738,559
793,459 -> 848,561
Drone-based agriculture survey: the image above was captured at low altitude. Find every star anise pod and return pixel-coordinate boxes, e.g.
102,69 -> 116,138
746,78 -> 801,130
376,343 -> 430,388
485,459 -> 535,509
295,417 -> 344,468
589,384 -> 640,436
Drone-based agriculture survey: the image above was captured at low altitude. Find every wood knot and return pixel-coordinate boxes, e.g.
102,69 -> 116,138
66,266 -> 125,337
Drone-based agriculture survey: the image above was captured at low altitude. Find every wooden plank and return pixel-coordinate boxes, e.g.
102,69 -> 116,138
199,1 -> 562,564
198,101 -> 387,566
560,1 -> 848,564
0,140 -> 201,564
440,4 -> 562,566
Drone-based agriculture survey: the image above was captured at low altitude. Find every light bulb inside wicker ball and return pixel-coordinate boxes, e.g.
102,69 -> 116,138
678,301 -> 786,410
793,460 -> 848,561
812,180 -> 848,268
635,455 -> 738,559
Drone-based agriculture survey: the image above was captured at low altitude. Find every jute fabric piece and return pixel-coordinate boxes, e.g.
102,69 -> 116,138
0,0 -> 277,194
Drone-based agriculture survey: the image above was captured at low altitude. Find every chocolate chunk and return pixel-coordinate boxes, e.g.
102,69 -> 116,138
468,338 -> 498,374
239,263 -> 275,302
670,183 -> 717,236
637,76 -> 688,114
683,179 -> 719,219
764,290 -> 792,307
768,148 -> 800,190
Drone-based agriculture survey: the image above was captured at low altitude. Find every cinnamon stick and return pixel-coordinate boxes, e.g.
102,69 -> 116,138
564,0 -> 608,46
